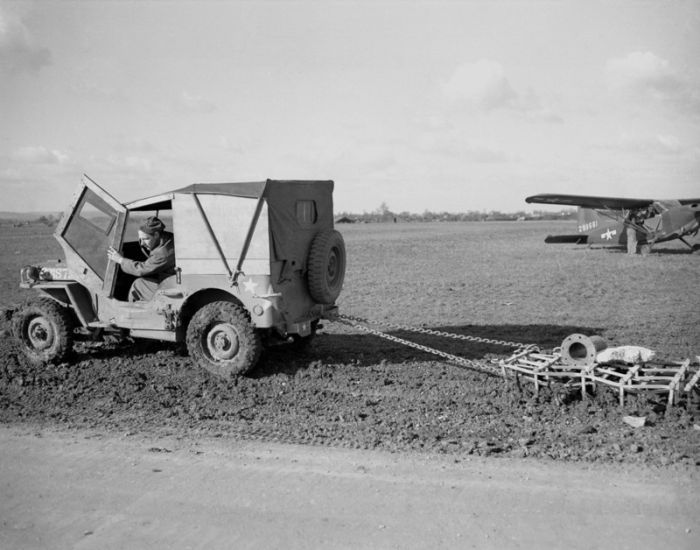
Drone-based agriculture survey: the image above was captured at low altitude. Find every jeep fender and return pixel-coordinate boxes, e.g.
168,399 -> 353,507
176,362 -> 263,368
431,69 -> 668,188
178,288 -> 246,338
27,282 -> 96,327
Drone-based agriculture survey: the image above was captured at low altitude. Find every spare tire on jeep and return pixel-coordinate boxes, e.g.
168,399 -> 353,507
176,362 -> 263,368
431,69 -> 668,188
307,229 -> 346,304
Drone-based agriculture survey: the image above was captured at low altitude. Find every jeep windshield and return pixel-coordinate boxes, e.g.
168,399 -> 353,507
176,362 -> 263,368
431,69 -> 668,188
62,186 -> 120,279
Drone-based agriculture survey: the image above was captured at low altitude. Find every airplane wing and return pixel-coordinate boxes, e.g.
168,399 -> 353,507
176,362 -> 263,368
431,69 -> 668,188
525,194 -> 653,210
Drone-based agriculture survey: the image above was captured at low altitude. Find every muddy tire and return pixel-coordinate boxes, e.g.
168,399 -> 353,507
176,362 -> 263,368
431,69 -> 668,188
12,297 -> 74,364
186,301 -> 261,378
308,229 -> 346,304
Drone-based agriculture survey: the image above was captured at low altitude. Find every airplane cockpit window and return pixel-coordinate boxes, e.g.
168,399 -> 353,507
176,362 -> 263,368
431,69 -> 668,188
654,201 -> 678,213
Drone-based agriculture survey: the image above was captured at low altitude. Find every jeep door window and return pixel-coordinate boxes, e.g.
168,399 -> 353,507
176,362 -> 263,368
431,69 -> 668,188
62,188 -> 119,280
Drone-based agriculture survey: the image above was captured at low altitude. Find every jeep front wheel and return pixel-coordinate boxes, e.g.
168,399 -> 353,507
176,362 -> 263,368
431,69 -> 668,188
186,301 -> 262,378
12,297 -> 74,364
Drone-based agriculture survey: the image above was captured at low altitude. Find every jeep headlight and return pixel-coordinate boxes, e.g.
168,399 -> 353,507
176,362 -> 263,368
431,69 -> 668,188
20,265 -> 41,284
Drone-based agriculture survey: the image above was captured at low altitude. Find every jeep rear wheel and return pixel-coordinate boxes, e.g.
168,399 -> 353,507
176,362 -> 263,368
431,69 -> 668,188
186,301 -> 262,378
308,229 -> 346,304
12,297 -> 74,364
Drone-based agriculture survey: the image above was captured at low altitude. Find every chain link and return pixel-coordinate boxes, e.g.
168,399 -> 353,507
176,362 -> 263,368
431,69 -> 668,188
339,314 -> 539,351
335,314 -> 540,377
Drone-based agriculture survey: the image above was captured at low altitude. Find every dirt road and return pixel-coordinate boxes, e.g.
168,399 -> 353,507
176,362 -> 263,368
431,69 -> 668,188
1,425 -> 697,549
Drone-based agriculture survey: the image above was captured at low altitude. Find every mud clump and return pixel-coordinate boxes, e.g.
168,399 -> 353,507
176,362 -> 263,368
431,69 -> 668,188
1,332 -> 698,468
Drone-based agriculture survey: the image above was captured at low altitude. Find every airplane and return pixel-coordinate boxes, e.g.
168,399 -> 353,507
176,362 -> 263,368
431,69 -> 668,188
525,193 -> 700,253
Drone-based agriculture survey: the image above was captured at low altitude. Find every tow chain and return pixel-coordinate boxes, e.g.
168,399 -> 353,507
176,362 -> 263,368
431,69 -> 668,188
335,314 -> 540,377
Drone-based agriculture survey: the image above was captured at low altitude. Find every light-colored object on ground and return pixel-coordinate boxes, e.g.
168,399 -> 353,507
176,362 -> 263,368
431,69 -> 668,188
596,346 -> 656,364
560,333 -> 607,365
622,415 -> 646,428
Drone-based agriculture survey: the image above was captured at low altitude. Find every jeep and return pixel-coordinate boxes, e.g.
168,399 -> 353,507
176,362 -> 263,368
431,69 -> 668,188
12,175 -> 346,377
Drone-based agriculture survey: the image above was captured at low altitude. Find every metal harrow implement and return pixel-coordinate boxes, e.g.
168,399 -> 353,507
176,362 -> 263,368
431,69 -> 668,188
336,315 -> 700,407
501,349 -> 700,408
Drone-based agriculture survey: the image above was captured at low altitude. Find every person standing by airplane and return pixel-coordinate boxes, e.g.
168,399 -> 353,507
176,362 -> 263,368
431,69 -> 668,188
625,210 -> 645,255
626,223 -> 637,255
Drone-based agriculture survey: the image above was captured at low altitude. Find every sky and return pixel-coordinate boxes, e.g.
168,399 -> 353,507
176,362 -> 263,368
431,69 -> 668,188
1,0 -> 699,214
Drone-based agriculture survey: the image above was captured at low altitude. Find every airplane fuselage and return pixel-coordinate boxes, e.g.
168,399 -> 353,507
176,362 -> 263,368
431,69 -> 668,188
580,201 -> 700,246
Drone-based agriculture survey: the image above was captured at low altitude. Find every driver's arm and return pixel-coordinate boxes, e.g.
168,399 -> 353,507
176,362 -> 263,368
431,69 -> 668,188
119,252 -> 170,277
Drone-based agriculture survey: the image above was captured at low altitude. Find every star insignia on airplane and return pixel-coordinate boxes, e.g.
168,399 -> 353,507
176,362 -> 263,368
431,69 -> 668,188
601,228 -> 616,241
242,278 -> 258,294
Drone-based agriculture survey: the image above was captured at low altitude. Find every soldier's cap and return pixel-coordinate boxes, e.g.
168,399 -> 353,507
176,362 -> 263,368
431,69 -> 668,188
139,216 -> 166,235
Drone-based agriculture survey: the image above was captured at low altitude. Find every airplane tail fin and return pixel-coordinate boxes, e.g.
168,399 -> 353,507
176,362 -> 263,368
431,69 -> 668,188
541,207 -> 605,245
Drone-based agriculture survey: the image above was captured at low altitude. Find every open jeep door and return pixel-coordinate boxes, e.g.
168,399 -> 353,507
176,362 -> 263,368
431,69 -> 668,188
54,174 -> 127,298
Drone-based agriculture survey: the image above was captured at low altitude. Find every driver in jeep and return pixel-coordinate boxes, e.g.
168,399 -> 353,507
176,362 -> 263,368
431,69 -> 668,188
107,216 -> 176,302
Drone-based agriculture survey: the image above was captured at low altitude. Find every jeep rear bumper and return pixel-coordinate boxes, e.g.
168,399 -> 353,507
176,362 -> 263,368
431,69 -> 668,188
285,305 -> 338,336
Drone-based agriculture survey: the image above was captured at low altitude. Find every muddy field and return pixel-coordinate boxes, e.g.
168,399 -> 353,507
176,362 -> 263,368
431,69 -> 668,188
1,221 -> 699,466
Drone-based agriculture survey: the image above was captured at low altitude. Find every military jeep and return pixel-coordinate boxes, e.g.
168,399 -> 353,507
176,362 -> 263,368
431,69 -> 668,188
12,175 -> 346,377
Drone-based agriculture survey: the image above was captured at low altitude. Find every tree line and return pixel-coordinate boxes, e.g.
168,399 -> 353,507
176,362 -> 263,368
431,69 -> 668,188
336,203 -> 576,223
0,214 -> 59,227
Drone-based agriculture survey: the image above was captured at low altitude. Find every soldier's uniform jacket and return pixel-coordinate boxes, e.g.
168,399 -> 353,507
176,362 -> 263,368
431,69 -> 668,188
120,231 -> 176,282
